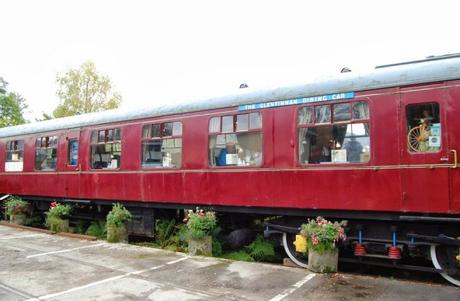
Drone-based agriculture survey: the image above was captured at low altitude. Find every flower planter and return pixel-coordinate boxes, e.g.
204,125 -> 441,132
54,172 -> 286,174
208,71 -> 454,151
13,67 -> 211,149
188,235 -> 212,256
107,224 -> 128,243
10,214 -> 27,225
47,217 -> 70,232
307,248 -> 339,273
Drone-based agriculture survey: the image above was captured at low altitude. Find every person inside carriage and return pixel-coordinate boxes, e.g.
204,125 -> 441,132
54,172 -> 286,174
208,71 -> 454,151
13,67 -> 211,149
216,142 -> 237,166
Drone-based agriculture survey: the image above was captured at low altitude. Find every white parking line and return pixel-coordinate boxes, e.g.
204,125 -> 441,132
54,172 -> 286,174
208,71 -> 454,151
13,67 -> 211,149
24,256 -> 190,301
0,234 -> 43,240
26,243 -> 106,258
269,273 -> 316,301
0,282 -> 35,299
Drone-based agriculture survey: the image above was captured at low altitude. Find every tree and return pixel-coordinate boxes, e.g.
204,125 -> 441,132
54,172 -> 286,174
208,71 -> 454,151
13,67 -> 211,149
53,61 -> 122,118
0,77 -> 28,128
35,112 -> 53,122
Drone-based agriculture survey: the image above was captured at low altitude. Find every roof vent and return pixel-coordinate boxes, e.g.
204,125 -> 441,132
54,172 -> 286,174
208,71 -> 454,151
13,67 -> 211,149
375,53 -> 460,69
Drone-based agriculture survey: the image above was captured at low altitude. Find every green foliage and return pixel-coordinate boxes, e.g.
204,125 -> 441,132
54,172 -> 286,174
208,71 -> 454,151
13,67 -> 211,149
221,250 -> 255,262
85,221 -> 107,239
185,209 -> 217,240
35,112 -> 53,122
212,238 -> 223,257
169,223 -> 189,252
53,61 -> 122,118
300,216 -> 347,253
47,202 -> 72,219
152,218 -> 189,252
155,218 -> 176,248
106,203 -> 132,227
45,202 -> 72,232
245,235 -> 276,262
46,216 -> 69,232
0,77 -> 27,128
4,196 -> 29,217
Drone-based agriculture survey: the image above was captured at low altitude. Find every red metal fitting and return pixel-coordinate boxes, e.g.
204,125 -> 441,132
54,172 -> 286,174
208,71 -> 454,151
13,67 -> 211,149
388,246 -> 401,259
354,243 -> 367,256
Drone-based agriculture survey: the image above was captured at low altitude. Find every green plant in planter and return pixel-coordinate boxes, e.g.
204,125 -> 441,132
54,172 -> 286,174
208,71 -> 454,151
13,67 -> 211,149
4,196 -> 30,224
300,216 -> 347,273
184,208 -> 217,240
45,202 -> 72,232
300,216 -> 347,253
184,208 -> 217,256
106,203 -> 132,243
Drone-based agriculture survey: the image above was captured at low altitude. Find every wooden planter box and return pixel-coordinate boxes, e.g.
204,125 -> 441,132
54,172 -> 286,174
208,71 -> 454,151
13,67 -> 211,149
107,224 -> 128,243
47,217 -> 70,232
307,248 -> 339,273
188,236 -> 212,256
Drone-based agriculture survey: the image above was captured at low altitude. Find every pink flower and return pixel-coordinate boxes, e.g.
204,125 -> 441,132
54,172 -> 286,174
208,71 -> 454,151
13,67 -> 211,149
312,235 -> 320,245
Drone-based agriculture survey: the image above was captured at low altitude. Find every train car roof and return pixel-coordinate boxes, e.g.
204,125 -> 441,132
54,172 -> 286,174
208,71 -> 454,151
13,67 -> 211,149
1,55 -> 460,139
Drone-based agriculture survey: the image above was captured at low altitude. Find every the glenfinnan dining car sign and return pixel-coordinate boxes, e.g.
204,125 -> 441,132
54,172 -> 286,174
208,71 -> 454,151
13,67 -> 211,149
238,92 -> 355,111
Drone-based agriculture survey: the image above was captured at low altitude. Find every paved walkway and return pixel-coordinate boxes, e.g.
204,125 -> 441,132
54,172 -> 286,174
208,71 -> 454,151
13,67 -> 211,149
0,225 -> 458,301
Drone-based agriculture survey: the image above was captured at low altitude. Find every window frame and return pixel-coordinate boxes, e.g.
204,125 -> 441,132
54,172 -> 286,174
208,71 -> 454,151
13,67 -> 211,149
297,100 -> 371,166
5,139 -> 24,172
208,112 -> 264,168
140,121 -> 183,169
405,102 -> 442,155
34,135 -> 59,171
67,138 -> 79,166
89,128 -> 122,170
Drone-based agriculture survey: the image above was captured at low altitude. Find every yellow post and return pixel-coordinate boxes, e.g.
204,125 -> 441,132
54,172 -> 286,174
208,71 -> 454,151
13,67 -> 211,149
293,235 -> 307,253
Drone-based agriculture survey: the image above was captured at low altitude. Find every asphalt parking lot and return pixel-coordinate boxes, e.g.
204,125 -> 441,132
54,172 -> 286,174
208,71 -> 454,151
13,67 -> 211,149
0,225 -> 458,301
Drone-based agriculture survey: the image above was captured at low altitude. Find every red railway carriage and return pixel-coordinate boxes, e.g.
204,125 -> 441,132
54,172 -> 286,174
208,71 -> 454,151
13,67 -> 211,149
1,54 -> 460,285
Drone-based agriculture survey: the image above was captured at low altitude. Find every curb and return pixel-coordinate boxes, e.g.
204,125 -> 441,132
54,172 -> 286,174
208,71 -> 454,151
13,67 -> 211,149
0,221 -> 97,241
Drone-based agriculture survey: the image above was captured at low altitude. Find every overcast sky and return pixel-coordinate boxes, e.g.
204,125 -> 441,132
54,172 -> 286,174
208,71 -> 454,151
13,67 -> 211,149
1,0 -> 459,121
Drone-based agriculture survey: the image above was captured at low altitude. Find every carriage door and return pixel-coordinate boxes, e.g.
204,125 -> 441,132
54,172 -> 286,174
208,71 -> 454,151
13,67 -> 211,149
61,130 -> 81,197
445,85 -> 460,213
400,87 -> 451,213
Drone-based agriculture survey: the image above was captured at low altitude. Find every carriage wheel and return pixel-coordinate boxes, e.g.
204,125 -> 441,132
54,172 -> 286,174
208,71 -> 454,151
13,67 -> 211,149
282,232 -> 308,268
407,127 -> 423,152
430,244 -> 460,287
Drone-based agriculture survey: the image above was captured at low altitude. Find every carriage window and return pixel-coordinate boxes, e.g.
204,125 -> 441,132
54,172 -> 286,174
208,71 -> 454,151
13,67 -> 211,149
90,128 -> 121,169
209,112 -> 262,167
315,105 -> 331,123
353,101 -> 369,119
334,103 -> 351,121
406,103 -> 441,153
35,136 -> 58,170
142,122 -> 182,168
68,139 -> 79,166
209,117 -> 220,133
298,102 -> 370,164
5,140 -> 24,172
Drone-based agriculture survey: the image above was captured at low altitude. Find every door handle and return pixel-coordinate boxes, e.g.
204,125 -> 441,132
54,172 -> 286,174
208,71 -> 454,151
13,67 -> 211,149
450,150 -> 458,169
